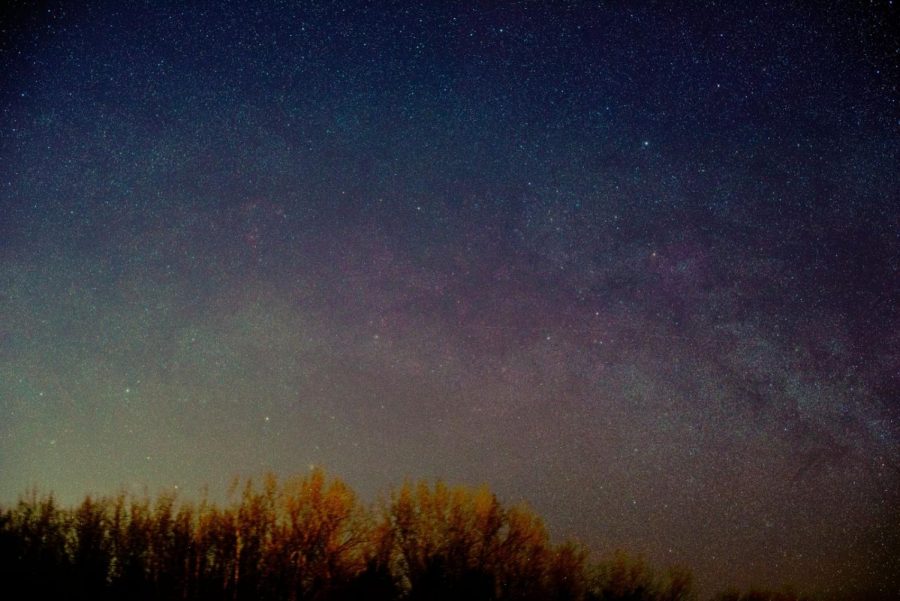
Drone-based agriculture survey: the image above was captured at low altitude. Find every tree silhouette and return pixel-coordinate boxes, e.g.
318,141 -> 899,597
71,495 -> 112,600
0,471 -> 832,601
2,490 -> 71,599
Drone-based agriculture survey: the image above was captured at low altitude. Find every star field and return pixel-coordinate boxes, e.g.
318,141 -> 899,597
1,1 -> 898,598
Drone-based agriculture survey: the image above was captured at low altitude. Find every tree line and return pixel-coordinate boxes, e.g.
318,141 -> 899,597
0,469 -> 812,601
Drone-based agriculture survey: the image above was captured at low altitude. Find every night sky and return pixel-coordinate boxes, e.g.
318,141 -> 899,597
1,1 -> 898,598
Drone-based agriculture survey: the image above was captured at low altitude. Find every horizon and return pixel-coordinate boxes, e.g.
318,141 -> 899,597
0,468 -> 876,600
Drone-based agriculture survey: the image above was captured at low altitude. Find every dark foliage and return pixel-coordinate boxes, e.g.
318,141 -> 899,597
0,470 -> 808,601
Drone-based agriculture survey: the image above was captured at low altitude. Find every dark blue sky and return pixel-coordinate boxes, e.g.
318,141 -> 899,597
1,1 -> 897,598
